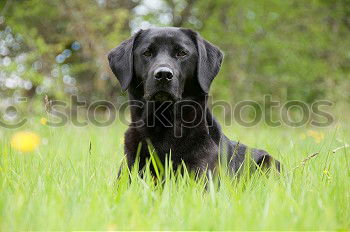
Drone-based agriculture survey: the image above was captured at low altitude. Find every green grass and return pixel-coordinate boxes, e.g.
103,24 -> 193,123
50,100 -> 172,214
0,117 -> 349,230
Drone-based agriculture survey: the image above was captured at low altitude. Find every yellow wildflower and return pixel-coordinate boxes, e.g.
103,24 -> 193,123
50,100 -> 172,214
307,130 -> 325,144
107,224 -> 117,231
314,133 -> 324,143
323,169 -> 331,180
40,117 -> 48,125
10,131 -> 40,152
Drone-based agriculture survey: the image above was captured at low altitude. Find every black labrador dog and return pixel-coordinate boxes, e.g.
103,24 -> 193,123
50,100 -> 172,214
108,27 -> 280,176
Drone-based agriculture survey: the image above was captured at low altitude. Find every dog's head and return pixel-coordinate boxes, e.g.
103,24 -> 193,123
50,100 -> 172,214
108,27 -> 223,102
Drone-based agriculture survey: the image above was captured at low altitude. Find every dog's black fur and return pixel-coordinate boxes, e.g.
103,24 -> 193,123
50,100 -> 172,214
108,27 -> 280,176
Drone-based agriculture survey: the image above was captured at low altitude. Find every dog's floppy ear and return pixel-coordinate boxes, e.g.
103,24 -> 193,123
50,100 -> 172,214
197,35 -> 224,93
182,29 -> 224,93
108,30 -> 142,91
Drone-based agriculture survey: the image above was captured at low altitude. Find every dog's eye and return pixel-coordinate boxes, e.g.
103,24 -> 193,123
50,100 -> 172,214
143,50 -> 152,57
176,50 -> 188,57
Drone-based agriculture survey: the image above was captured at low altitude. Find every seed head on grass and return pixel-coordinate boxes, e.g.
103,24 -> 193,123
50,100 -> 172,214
292,152 -> 319,170
10,131 -> 40,153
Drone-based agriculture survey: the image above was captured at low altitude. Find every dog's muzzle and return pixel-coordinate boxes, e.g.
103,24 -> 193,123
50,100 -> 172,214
154,67 -> 174,82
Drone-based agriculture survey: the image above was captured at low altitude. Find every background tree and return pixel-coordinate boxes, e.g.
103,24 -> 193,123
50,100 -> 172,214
1,0 -> 349,114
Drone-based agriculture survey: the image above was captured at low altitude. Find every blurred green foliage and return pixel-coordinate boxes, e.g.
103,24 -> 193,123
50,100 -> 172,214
1,0 -> 350,108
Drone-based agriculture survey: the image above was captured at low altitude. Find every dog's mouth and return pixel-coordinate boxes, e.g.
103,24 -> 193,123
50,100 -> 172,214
150,91 -> 176,102
144,90 -> 181,102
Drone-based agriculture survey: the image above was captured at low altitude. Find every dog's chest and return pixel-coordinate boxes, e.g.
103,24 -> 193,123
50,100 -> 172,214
145,126 -> 216,163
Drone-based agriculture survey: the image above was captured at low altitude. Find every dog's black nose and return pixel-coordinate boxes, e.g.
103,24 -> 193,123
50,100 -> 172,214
154,67 -> 173,81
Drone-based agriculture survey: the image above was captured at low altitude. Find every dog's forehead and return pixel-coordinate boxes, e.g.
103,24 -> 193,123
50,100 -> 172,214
137,28 -> 194,47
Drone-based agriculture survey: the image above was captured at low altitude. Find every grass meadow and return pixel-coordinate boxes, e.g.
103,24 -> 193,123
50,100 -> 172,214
0,116 -> 349,230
